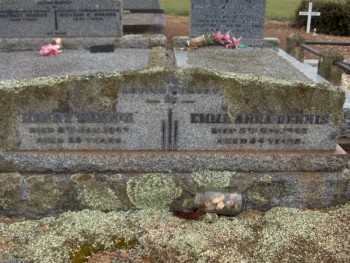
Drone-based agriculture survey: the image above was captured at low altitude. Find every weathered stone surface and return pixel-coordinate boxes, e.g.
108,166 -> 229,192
0,148 -> 347,173
0,35 -> 167,52
339,88 -> 350,151
0,173 -> 22,210
318,49 -> 344,86
0,0 -> 123,38
0,205 -> 350,262
0,68 -> 345,151
172,37 -> 280,49
190,0 -> 266,38
0,49 -> 151,81
123,0 -> 161,10
123,12 -> 165,34
127,173 -> 182,209
115,34 -> 166,49
286,33 -> 306,62
0,170 -> 349,218
174,48 -> 328,83
122,0 -> 164,34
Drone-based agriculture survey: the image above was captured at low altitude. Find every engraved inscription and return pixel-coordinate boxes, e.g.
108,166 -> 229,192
0,0 -> 122,37
190,112 -> 331,147
18,112 -> 133,150
190,0 -> 266,38
190,113 -> 330,125
17,85 -> 337,151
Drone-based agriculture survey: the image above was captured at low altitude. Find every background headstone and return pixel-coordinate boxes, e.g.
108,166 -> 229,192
0,0 -> 123,38
190,0 -> 266,39
123,0 -> 164,34
124,0 -> 161,11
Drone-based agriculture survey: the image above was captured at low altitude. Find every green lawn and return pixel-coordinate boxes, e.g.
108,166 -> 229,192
159,0 -> 348,21
159,0 -> 190,16
265,0 -> 301,21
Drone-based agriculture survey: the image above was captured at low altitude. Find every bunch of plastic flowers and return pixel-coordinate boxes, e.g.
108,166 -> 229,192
209,31 -> 242,49
40,38 -> 62,56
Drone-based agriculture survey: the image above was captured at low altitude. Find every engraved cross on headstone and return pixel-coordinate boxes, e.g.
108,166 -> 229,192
299,2 -> 321,33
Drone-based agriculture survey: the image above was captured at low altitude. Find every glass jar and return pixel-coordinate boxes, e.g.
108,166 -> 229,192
194,190 -> 242,216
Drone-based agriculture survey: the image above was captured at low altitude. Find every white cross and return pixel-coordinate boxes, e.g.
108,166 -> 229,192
299,2 -> 321,33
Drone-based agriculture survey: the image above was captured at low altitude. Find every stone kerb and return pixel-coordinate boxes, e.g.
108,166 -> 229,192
318,49 -> 344,86
0,67 -> 345,152
286,33 -> 306,62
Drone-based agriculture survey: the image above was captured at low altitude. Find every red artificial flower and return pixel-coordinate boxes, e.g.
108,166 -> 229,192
222,31 -> 231,42
233,37 -> 242,49
213,31 -> 223,42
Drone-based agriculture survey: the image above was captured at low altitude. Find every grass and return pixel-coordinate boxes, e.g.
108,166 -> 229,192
159,0 -> 190,16
160,0 -> 348,21
265,0 -> 301,21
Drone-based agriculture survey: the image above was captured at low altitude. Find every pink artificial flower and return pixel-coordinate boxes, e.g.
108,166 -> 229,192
232,37 -> 242,49
40,44 -> 62,56
213,31 -> 223,42
222,31 -> 231,42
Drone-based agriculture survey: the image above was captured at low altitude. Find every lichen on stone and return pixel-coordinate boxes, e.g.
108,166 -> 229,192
192,170 -> 235,189
0,204 -> 349,262
25,175 -> 64,212
246,177 -> 289,207
260,174 -> 272,182
24,175 -> 45,186
77,181 -> 124,210
247,191 -> 269,206
0,209 -> 140,262
127,173 -> 182,209
0,173 -> 21,209
71,173 -> 94,182
109,173 -> 123,181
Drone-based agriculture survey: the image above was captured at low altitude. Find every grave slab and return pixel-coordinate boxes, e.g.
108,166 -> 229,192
0,0 -> 123,38
0,49 -> 152,81
0,34 -> 167,52
174,48 -> 327,83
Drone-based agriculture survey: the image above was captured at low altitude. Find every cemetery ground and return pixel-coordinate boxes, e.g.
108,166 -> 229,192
1,14 -> 350,263
0,204 -> 349,262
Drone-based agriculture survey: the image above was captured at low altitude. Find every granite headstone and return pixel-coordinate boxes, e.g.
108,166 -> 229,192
122,0 -> 164,34
190,0 -> 266,39
0,0 -> 123,38
0,68 -> 344,151
123,0 -> 161,11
